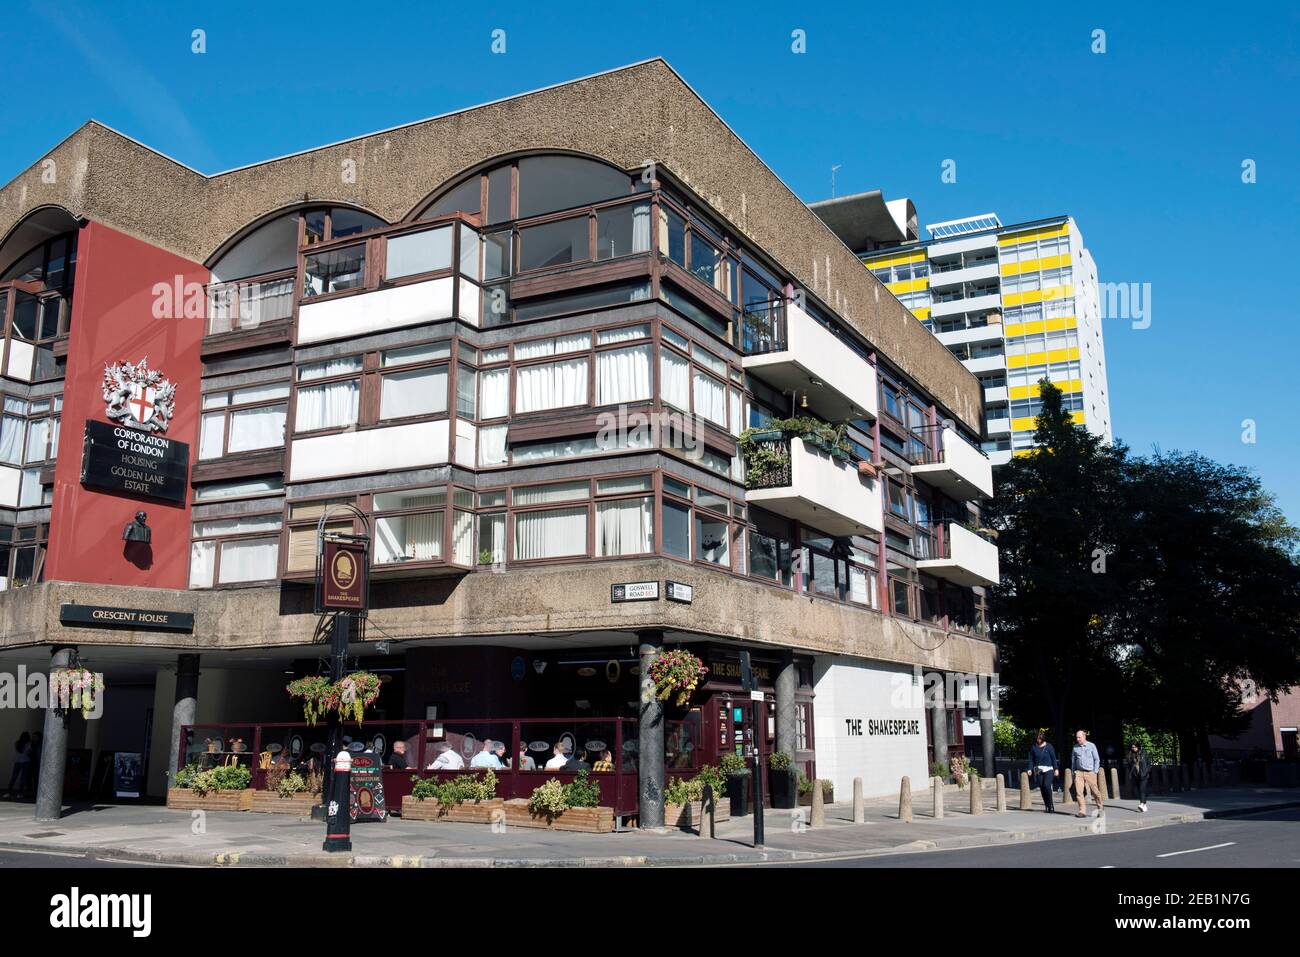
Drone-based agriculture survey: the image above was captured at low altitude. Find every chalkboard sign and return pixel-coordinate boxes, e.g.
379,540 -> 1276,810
348,751 -> 387,822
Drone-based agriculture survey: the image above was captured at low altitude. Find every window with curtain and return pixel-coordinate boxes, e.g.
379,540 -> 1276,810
695,514 -> 729,566
0,399 -> 25,465
477,513 -> 506,564
479,367 -> 509,419
190,515 -> 282,587
597,324 -> 649,345
296,381 -> 358,432
515,357 -> 589,413
515,333 -> 589,361
595,497 -> 653,556
201,383 -> 291,459
372,487 -> 446,565
478,424 -> 507,466
381,365 -> 447,419
596,345 -> 652,405
693,371 -> 727,427
456,365 -> 477,417
660,349 -> 690,410
218,538 -> 279,583
514,506 -> 588,561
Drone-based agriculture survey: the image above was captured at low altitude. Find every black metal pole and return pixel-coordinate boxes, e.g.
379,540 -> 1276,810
322,747 -> 353,853
314,613 -> 350,821
750,699 -> 764,848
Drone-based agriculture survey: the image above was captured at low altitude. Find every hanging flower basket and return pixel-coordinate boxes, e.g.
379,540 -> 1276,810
49,668 -> 104,719
648,649 -> 708,707
328,672 -> 382,725
286,675 -> 331,726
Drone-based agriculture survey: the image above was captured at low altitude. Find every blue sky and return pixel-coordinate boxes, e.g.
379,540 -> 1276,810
3,1 -> 1298,520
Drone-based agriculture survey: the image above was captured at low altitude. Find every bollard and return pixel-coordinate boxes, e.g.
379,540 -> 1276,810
932,776 -> 944,819
698,784 -> 715,839
810,778 -> 826,828
1098,767 -> 1109,801
853,777 -> 865,824
898,775 -> 913,823
1019,771 -> 1032,810
1062,767 -> 1073,804
1109,767 -> 1120,802
323,749 -> 353,853
969,777 -> 983,815
995,773 -> 1007,813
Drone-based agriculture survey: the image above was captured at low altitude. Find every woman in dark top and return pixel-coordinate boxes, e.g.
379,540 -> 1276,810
1027,732 -> 1060,813
1125,742 -> 1151,812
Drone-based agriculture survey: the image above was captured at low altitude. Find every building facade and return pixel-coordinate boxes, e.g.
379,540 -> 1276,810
814,198 -> 1112,466
0,61 -> 997,817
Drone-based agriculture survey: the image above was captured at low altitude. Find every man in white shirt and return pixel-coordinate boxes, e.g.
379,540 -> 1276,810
470,739 -> 503,769
544,743 -> 569,771
426,742 -> 465,771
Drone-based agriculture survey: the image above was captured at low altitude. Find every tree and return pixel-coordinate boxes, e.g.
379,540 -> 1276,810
986,380 -> 1131,757
989,380 -> 1300,762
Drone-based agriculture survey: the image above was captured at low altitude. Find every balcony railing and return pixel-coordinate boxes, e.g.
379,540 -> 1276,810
743,432 -> 882,536
739,298 -> 788,356
206,270 -> 296,336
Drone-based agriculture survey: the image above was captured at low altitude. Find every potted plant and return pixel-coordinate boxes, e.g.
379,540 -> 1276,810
662,766 -> 732,829
929,760 -> 949,783
504,772 -> 614,832
478,548 -> 494,566
251,767 -> 322,814
796,772 -> 834,806
720,752 -> 750,817
768,750 -> 797,809
403,770 -> 503,823
167,762 -> 254,811
648,649 -> 708,707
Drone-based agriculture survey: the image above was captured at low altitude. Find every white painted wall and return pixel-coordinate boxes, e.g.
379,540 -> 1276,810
950,523 -> 1000,585
789,437 -> 883,534
0,465 -> 20,508
289,420 -> 449,481
298,277 -> 455,344
812,657 -> 929,799
939,426 -> 994,498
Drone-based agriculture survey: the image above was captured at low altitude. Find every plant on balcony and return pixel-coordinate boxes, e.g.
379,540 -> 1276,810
285,675 -> 331,726
739,416 -> 852,486
648,648 -> 708,707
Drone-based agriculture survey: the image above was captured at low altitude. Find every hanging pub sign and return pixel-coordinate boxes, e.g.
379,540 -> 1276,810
319,539 -> 368,612
80,420 -> 189,504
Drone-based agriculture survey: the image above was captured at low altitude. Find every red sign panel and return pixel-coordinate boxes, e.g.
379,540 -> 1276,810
322,540 -> 367,611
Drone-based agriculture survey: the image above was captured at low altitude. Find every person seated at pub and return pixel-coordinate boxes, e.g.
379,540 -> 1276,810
544,743 -> 570,771
427,742 -> 465,771
493,740 -> 510,768
470,739 -> 503,769
592,749 -> 614,772
518,742 -> 537,771
387,740 -> 409,770
564,748 -> 592,772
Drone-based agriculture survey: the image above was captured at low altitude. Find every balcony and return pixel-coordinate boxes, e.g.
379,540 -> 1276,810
917,522 -> 999,587
930,291 -> 1002,319
743,434 -> 883,536
741,300 -> 878,420
912,426 -> 994,500
927,261 -> 999,289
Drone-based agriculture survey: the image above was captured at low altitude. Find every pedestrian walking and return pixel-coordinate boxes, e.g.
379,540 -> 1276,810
1071,729 -> 1104,818
1027,732 -> 1060,812
5,732 -> 32,799
1125,741 -> 1151,812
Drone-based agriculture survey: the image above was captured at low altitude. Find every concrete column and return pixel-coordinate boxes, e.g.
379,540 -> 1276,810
168,654 -> 200,781
1108,767 -> 1120,801
35,646 -> 75,822
774,651 -> 796,762
978,674 -> 995,777
969,778 -> 983,815
995,773 -> 1007,812
932,777 -> 944,818
898,776 -> 912,823
852,777 -> 864,823
1019,771 -> 1031,810
637,632 -> 665,831
810,778 -> 825,827
928,672 -> 949,773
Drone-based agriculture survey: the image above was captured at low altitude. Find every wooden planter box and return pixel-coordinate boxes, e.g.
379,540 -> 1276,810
166,788 -> 254,812
798,785 -> 834,806
249,790 -> 319,815
401,797 -> 505,823
502,798 -> 616,833
664,800 -> 731,829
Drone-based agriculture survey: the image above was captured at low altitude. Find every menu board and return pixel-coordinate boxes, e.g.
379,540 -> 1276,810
348,751 -> 388,822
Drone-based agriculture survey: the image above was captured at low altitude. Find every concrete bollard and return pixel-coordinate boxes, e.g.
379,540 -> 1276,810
1109,767 -> 1120,802
969,777 -> 983,815
995,773 -> 1007,813
698,785 -> 716,839
932,776 -> 944,819
810,778 -> 826,828
1062,767 -> 1073,803
1098,767 -> 1109,801
853,777 -> 864,824
898,775 -> 913,823
1019,771 -> 1032,810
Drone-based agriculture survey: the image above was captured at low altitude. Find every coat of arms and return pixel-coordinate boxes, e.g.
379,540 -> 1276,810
103,357 -> 177,433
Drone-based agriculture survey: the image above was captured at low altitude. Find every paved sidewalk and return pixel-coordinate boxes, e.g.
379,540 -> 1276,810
0,785 -> 1294,867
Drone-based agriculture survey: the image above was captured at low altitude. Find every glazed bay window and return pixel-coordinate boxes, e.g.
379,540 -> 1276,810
295,357 -> 361,432
199,383 -> 289,459
0,396 -> 62,465
302,244 -> 365,298
0,525 -> 45,590
384,225 -> 452,280
594,475 -> 653,557
518,217 -> 589,272
189,515 -> 282,587
596,343 -> 652,406
380,343 -> 449,419
285,499 -> 354,573
372,487 -> 472,567
515,349 -> 589,413
514,496 -> 588,561
477,507 -> 506,565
